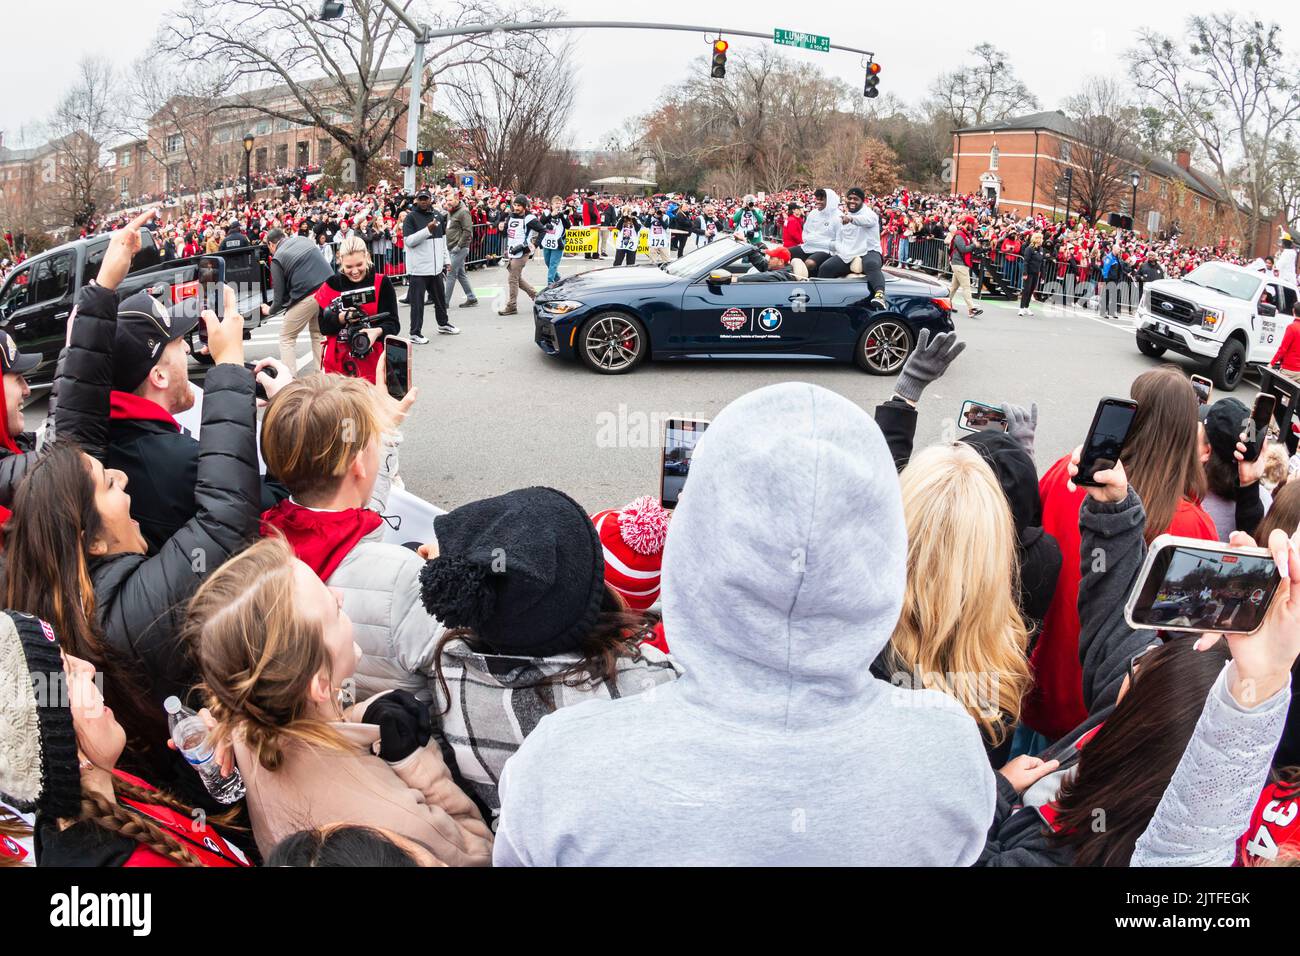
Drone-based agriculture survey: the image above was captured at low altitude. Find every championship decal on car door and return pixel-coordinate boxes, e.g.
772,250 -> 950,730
720,307 -> 747,331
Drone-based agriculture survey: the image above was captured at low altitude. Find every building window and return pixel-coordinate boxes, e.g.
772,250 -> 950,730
166,133 -> 184,154
1159,180 -> 1168,199
989,145 -> 999,171
319,139 -> 333,161
1059,140 -> 1071,163
255,120 -> 271,136
118,151 -> 131,167
255,147 -> 268,173
275,144 -> 288,168
1193,196 -> 1201,211
274,119 -> 290,132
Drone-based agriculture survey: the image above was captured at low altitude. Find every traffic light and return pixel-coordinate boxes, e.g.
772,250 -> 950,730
711,39 -> 729,79
864,60 -> 881,98
399,150 -> 436,168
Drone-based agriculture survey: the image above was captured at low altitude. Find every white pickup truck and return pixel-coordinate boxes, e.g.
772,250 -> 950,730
1134,261 -> 1297,390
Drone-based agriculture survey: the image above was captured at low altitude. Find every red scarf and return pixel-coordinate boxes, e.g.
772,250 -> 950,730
109,391 -> 180,430
260,498 -> 383,580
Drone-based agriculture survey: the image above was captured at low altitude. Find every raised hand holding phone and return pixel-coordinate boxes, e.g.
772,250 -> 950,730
1067,444 -> 1128,500
1194,528 -> 1300,707
202,285 -> 244,366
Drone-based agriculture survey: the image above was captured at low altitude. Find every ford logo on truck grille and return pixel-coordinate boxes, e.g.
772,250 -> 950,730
1160,301 -> 1173,311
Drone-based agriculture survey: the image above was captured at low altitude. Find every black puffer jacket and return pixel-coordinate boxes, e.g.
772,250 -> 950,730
0,433 -> 38,509
57,286 -> 261,711
89,366 -> 260,708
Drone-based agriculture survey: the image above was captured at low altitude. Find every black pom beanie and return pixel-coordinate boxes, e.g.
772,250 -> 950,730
418,487 -> 607,658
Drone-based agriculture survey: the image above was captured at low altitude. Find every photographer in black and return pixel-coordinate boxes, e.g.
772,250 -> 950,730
313,235 -> 400,384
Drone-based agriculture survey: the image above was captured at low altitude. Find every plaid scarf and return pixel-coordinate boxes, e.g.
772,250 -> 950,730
434,639 -> 679,823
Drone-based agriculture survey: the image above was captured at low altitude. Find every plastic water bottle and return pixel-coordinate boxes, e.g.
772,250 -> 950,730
164,696 -> 245,804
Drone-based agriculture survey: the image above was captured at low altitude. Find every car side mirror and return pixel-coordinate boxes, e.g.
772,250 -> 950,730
1259,301 -> 1278,317
707,271 -> 731,286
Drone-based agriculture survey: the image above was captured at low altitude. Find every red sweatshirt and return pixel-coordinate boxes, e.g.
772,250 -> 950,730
1272,319 -> 1300,371
1023,454 -> 1218,740
782,216 -> 803,248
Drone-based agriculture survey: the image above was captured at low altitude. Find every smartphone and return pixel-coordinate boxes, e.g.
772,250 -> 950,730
243,362 -> 276,402
1190,374 -> 1213,407
661,418 -> 709,510
384,337 -> 411,401
1243,392 -> 1277,463
958,400 -> 1009,433
1125,534 -> 1281,635
195,256 -> 225,344
1075,397 -> 1139,487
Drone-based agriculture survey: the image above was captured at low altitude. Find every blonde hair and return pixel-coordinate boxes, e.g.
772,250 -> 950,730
887,443 -> 1031,742
188,537 -> 348,772
260,373 -> 386,500
336,234 -> 372,267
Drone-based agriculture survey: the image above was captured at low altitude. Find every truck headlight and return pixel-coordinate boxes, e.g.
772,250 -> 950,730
1201,308 -> 1223,332
542,300 -> 584,315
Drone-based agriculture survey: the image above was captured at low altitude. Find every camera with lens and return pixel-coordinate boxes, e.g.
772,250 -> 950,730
326,287 -> 379,359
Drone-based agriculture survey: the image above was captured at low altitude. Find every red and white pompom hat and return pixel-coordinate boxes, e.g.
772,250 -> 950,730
590,495 -> 671,611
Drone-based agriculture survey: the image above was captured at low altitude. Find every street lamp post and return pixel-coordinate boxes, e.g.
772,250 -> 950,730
1063,168 -> 1073,228
242,133 -> 255,207
1130,171 -> 1141,234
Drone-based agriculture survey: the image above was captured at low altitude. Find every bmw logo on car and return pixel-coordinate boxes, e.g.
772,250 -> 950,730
757,308 -> 782,332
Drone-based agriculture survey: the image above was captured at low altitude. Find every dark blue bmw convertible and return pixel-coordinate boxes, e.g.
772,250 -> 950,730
533,237 -> 955,375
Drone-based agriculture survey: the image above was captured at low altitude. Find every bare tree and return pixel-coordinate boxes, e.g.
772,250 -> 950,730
122,56 -> 229,196
928,43 -> 1039,129
42,57 -> 117,229
162,0 -> 555,189
1039,77 -> 1142,225
1129,14 -> 1300,247
444,37 -> 575,190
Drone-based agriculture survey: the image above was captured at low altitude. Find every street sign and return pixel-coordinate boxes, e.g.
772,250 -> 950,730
773,28 -> 830,52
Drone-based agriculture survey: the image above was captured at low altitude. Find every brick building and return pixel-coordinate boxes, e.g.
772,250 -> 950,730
107,67 -> 425,205
951,110 -> 1281,257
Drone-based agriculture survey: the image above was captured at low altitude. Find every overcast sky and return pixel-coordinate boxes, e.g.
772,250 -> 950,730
5,1 -> 1298,151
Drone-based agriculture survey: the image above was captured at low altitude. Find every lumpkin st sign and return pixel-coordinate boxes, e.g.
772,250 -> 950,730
773,28 -> 830,52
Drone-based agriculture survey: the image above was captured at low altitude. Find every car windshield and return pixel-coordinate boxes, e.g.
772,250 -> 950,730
1182,264 -> 1261,301
664,238 -> 748,278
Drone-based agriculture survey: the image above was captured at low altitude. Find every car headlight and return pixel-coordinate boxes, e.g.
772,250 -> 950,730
542,300 -> 584,315
1201,308 -> 1223,332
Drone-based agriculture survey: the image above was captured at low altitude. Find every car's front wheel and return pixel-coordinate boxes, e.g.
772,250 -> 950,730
856,318 -> 914,374
1136,334 -> 1166,358
577,312 -> 647,374
1209,338 -> 1246,391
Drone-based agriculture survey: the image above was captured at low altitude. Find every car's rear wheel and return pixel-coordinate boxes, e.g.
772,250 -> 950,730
856,318 -> 913,374
577,312 -> 647,374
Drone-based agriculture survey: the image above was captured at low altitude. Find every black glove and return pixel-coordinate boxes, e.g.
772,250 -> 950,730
362,690 -> 432,763
510,244 -> 529,256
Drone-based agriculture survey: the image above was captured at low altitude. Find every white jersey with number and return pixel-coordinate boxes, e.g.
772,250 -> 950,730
506,214 -> 538,258
541,218 -> 564,250
617,224 -> 638,251
649,217 -> 669,249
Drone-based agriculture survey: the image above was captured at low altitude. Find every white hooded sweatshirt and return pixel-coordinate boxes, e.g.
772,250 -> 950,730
799,188 -> 839,254
492,383 -> 997,866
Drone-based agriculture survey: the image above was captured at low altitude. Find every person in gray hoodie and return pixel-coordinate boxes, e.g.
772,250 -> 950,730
786,187 -> 838,276
492,382 -> 997,866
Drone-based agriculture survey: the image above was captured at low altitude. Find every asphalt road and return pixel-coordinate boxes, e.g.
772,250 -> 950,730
29,254 -> 1263,514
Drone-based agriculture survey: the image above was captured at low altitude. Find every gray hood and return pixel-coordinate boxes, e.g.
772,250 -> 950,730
661,382 -> 906,732
800,188 -> 839,253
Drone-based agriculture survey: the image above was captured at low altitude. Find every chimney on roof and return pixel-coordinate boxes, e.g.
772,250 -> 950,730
1175,149 -> 1191,171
